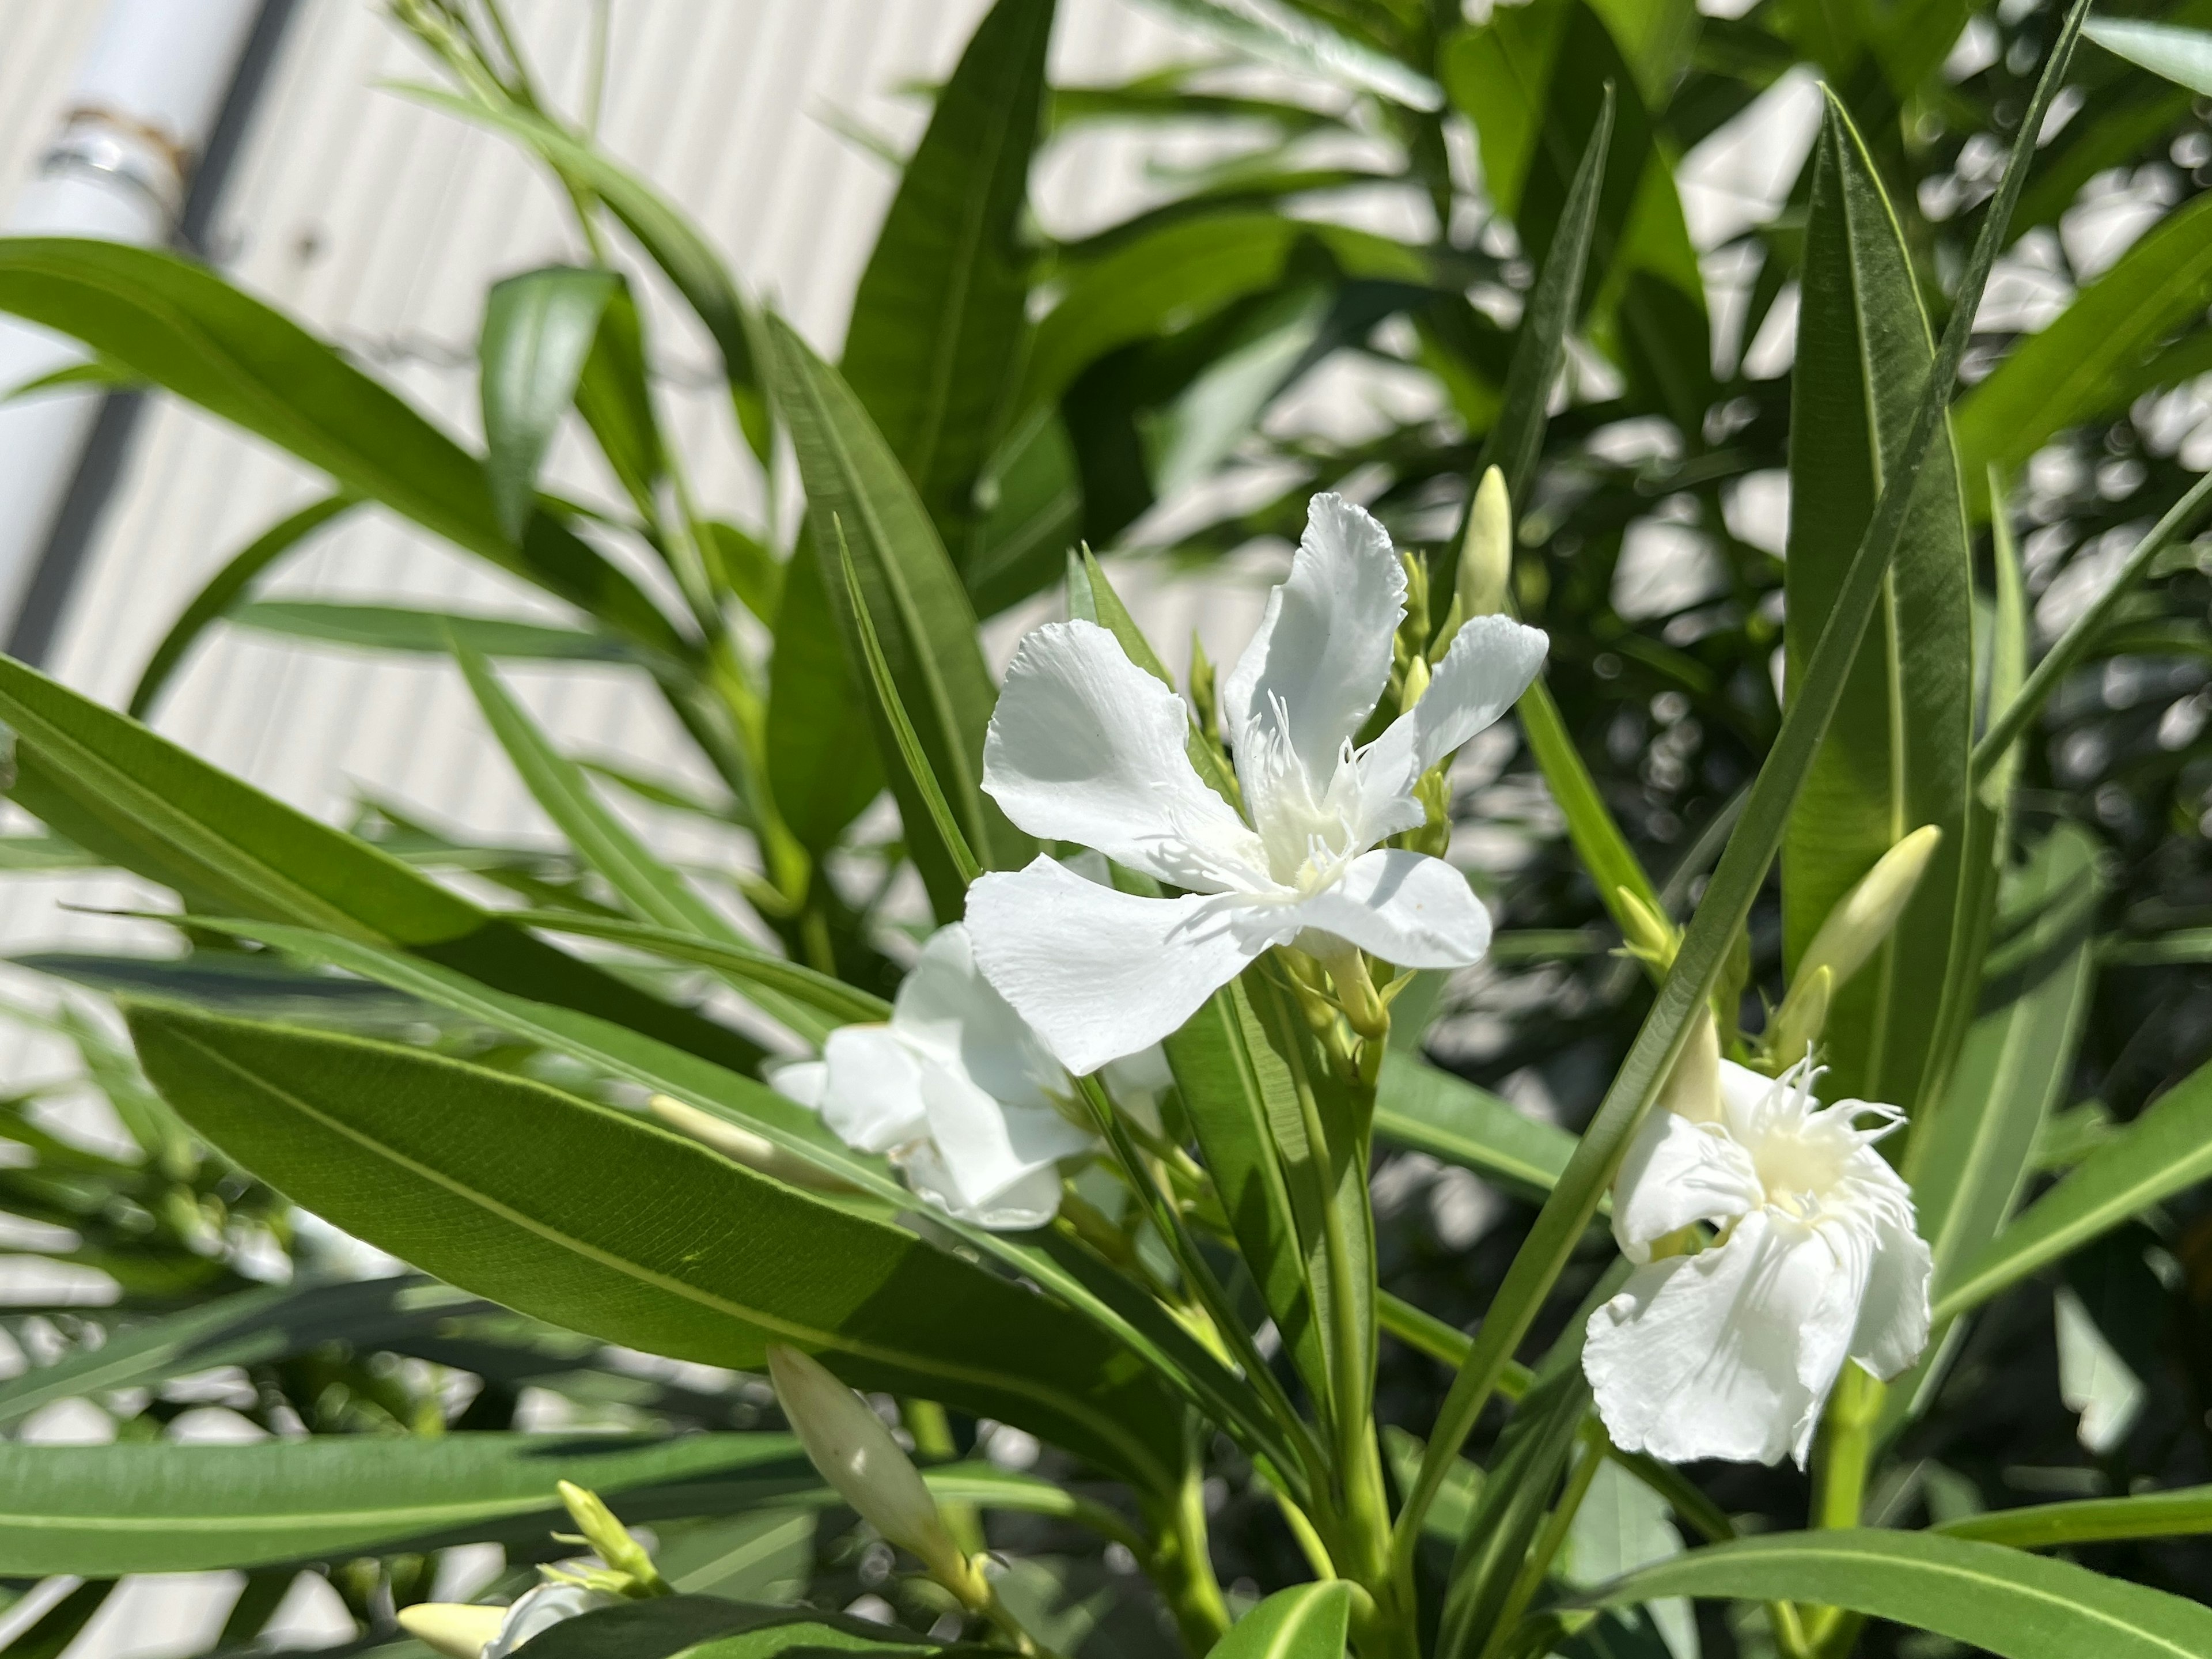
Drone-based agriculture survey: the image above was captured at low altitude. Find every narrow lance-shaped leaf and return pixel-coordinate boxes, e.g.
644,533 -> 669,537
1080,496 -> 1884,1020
763,316 -> 1030,916
0,651 -> 764,1075
1783,103 -> 1973,1111
126,1003 -> 1184,1493
1392,3 -> 2091,1565
480,266 -> 620,541
236,602 -> 627,662
1203,1582 -> 1356,1659
127,493 -> 358,720
842,0 -> 1055,567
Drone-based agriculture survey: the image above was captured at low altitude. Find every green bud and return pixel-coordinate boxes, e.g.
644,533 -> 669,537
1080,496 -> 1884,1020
1764,964 -> 1832,1071
649,1096 -> 855,1194
1616,888 -> 1679,973
1796,825 -> 1943,995
396,1605 -> 505,1659
556,1480 -> 665,1596
767,1345 -> 984,1607
1457,466 -> 1513,619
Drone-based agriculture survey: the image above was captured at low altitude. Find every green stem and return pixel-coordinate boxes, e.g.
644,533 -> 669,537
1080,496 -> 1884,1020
1476,1427 -> 1604,1659
1142,1463 -> 1232,1655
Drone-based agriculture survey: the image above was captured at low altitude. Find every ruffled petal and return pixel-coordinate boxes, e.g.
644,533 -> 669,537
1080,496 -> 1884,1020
1845,1164 -> 1934,1381
892,923 -> 1061,1112
966,857 -> 1263,1074
1275,848 -> 1493,968
900,1147 -> 1066,1230
1351,615 -> 1548,828
983,620 -> 1265,891
815,1024 -> 929,1153
1221,495 -> 1405,789
1584,1210 -> 1854,1468
1609,1107 -> 1763,1263
912,1056 -> 1092,1216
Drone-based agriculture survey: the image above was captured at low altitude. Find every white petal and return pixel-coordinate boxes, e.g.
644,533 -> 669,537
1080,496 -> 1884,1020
966,857 -> 1263,1074
1609,1107 -> 1763,1263
1275,848 -> 1493,968
487,1584 -> 620,1658
902,1147 -> 1066,1230
1222,494 -> 1405,787
1844,1164 -> 1934,1381
892,923 -> 1060,1112
983,620 -> 1265,891
816,1025 -> 929,1153
1353,615 -> 1548,821
914,1055 -> 1093,1215
768,1058 -> 830,1111
1584,1211 -> 1854,1468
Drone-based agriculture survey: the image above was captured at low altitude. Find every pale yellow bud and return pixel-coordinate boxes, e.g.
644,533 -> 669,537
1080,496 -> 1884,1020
649,1097 -> 855,1193
766,1345 -> 982,1606
1657,1005 -> 1721,1124
1797,825 -> 1943,995
1765,964 -> 1832,1069
397,1604 -> 504,1659
1457,466 -> 1514,618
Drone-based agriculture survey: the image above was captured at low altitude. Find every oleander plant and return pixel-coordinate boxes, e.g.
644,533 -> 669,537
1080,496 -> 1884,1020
6,0 -> 2212,1655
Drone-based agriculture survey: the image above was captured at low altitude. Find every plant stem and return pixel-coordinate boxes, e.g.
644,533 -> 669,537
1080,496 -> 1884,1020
1476,1426 -> 1604,1659
1811,1367 -> 1880,1532
1141,1460 -> 1232,1654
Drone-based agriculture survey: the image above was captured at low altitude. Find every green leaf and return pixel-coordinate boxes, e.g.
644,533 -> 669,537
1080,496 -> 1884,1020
1937,1486 -> 2212,1550
1373,1052 -> 1576,1200
2084,15 -> 2212,93
1937,1046 -> 2212,1321
397,89 -> 769,456
0,238 -> 684,657
577,276 -> 667,514
0,1434 -> 815,1575
764,315 -> 1028,916
1782,103 -> 1973,1111
1911,825 -> 2101,1310
234,600 -> 628,661
1141,0 -> 1442,111
480,266 -> 620,540
765,547 -> 884,853
843,0 -> 1054,562
1205,1581 -> 1356,1659
702,521 -> 783,626
503,910 -> 889,1029
126,1003 -> 1182,1491
523,1599 -> 940,1659
0,650 -> 764,1075
1559,1528 -> 2212,1659
1957,192 -> 2212,492
1395,7 -> 2089,1564
126,493 -> 358,719
966,407 -> 1083,615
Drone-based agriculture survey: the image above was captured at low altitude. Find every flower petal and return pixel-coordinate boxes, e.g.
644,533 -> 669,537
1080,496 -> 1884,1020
1584,1210 -> 1853,1468
1222,494 -> 1404,786
966,856 -> 1262,1074
901,1146 -> 1066,1230
1845,1164 -> 1934,1381
1609,1107 -> 1763,1263
915,1056 -> 1092,1215
1276,847 -> 1493,968
816,1024 -> 929,1153
983,620 -> 1264,891
1353,615 -> 1548,823
893,923 -> 1060,1112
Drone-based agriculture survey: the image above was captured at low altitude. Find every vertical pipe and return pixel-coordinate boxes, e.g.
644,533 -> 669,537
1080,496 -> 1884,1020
0,0 -> 270,641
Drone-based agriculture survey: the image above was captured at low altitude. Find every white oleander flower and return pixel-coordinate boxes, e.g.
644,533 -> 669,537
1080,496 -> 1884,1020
1584,1050 -> 1934,1467
966,493 -> 1548,1074
771,922 -> 1103,1229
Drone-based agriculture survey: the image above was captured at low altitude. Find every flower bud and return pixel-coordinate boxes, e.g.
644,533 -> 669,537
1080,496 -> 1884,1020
649,1096 -> 855,1193
1764,964 -> 1832,1070
1796,825 -> 1943,995
556,1480 -> 663,1593
1657,1005 -> 1721,1125
397,1604 -> 505,1659
767,1344 -> 983,1606
1616,888 -> 1679,974
1457,466 -> 1513,619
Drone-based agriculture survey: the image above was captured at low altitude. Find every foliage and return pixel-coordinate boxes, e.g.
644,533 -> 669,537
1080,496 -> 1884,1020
0,1 -> 2209,1657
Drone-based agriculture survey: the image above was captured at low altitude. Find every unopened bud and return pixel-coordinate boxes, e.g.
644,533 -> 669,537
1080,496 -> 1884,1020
1658,1005 -> 1721,1124
1797,825 -> 1942,994
650,1097 -> 855,1193
1765,965 -> 1832,1069
767,1345 -> 982,1605
556,1480 -> 664,1594
1457,466 -> 1513,619
1187,632 -> 1219,740
397,1605 -> 504,1659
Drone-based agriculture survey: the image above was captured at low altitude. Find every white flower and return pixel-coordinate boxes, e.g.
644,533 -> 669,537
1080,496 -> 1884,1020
772,922 -> 1099,1229
966,493 -> 1548,1074
398,1581 -> 619,1658
1583,1054 -> 1934,1468
484,1583 -> 622,1658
